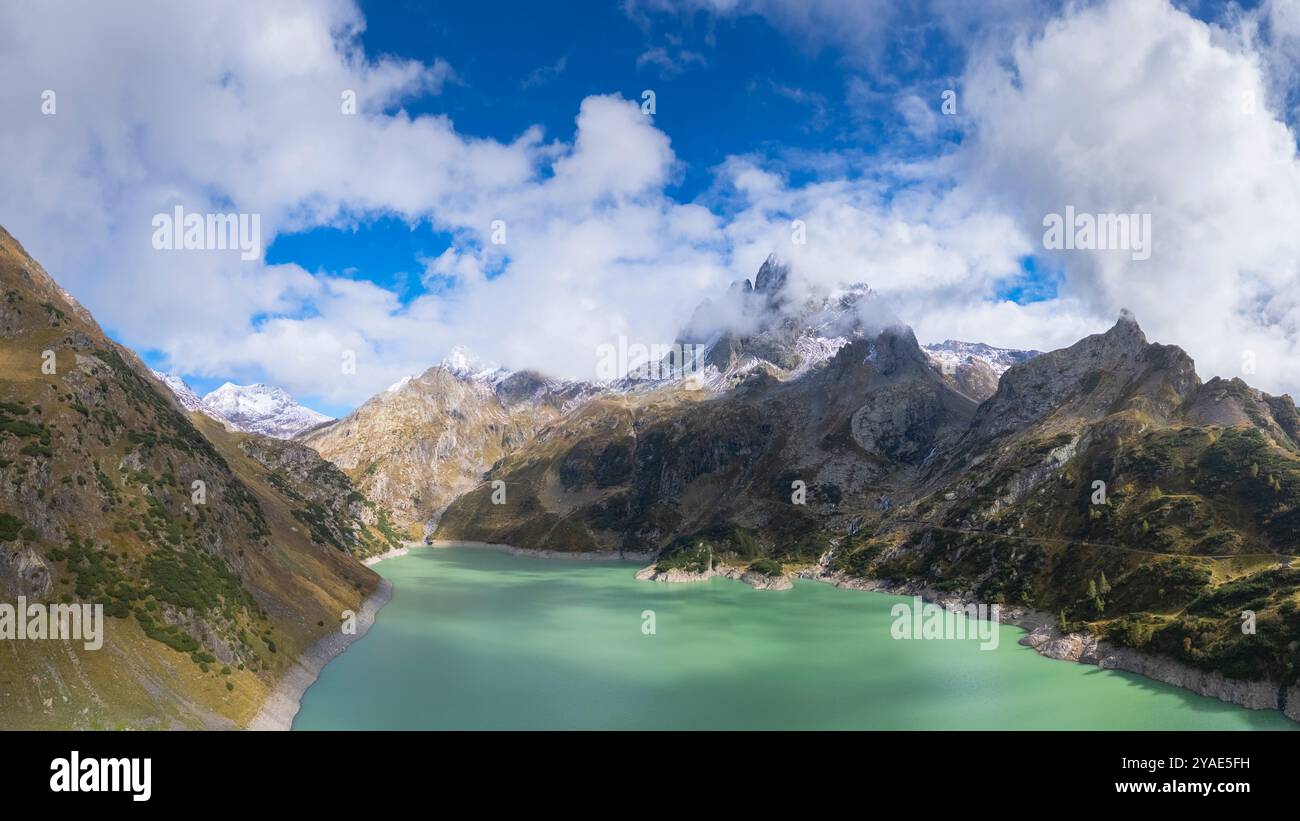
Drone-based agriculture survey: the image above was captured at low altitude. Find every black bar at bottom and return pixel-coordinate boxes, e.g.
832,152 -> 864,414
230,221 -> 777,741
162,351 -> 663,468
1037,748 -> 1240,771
0,729 -> 1290,809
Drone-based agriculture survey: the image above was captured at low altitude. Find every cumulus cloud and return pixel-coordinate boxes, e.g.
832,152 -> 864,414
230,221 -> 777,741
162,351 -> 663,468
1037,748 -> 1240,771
2,0 -> 1300,412
958,0 -> 1300,396
640,0 -> 1300,395
0,0 -> 726,402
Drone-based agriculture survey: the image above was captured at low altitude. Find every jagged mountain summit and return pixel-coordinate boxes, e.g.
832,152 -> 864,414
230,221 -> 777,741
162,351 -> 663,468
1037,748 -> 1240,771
661,255 -> 1038,403
302,255 -> 1052,535
440,344 -> 510,383
671,254 -> 892,390
299,354 -> 598,537
153,371 -> 332,439
201,382 -> 332,439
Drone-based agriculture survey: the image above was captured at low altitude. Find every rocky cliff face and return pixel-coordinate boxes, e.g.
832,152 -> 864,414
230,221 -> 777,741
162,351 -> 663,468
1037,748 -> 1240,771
0,225 -> 378,729
236,435 -> 402,559
436,324 -> 978,560
299,360 -> 592,537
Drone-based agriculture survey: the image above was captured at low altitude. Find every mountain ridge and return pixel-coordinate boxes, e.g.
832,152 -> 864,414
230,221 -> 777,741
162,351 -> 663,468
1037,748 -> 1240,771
152,373 -> 332,440
0,225 -> 390,729
432,300 -> 1300,707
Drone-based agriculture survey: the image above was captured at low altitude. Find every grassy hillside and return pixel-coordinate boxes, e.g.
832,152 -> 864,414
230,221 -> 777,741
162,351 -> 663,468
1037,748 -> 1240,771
0,226 -> 380,728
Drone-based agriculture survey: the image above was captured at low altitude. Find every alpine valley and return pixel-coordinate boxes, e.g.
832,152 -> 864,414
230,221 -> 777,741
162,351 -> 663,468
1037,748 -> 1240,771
4,230 -> 1300,728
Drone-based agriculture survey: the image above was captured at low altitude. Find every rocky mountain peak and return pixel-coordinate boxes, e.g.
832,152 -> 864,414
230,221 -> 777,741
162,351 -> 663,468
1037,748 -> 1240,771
1100,308 -> 1149,351
965,311 -> 1200,440
923,340 -> 1041,377
753,253 -> 790,296
922,341 -> 1043,403
870,325 -> 932,377
675,255 -> 890,384
201,382 -> 332,439
152,372 -> 332,439
727,278 -> 754,297
440,345 -> 506,381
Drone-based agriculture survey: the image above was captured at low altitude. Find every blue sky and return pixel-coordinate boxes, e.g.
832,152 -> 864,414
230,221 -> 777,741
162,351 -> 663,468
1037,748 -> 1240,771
5,0 -> 1300,418
240,0 -> 982,414
261,0 -> 968,323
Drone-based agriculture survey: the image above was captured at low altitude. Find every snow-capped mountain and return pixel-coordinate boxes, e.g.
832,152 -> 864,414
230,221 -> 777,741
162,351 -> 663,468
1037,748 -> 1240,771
299,355 -> 594,535
151,371 -> 332,439
202,383 -> 333,439
441,344 -> 511,383
922,340 -> 1041,376
152,370 -> 209,414
921,341 -> 1041,403
665,255 -> 890,392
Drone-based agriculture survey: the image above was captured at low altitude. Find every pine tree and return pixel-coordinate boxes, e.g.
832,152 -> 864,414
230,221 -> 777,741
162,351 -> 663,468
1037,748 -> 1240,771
1099,571 -> 1111,595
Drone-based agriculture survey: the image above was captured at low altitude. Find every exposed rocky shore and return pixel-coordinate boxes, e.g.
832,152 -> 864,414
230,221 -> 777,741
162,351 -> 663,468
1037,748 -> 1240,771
247,578 -> 394,731
427,539 -> 655,562
804,567 -> 1300,724
634,562 -> 793,590
628,553 -> 1299,723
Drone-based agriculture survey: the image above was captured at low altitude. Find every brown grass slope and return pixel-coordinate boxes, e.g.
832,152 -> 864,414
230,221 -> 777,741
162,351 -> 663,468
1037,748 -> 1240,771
0,226 -> 379,728
299,365 -> 581,537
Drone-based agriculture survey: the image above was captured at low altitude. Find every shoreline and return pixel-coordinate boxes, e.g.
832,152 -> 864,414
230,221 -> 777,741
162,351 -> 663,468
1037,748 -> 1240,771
424,539 -> 655,563
246,540 -> 644,729
256,540 -> 1300,728
803,567 -> 1300,723
631,555 -> 1300,724
363,545 -> 410,566
246,577 -> 394,731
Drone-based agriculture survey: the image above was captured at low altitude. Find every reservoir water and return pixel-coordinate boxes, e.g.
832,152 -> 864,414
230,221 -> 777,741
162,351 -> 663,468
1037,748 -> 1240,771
294,546 -> 1294,730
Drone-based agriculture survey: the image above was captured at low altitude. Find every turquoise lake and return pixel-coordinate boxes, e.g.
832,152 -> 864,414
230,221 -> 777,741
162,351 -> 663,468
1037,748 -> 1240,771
293,546 -> 1295,730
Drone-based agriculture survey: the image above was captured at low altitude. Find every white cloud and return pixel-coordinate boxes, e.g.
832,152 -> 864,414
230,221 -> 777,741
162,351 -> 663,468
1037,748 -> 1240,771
0,1 -> 726,403
957,0 -> 1300,396
2,0 -> 1300,413
628,0 -> 1053,72
635,46 -> 708,77
521,54 -> 569,89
